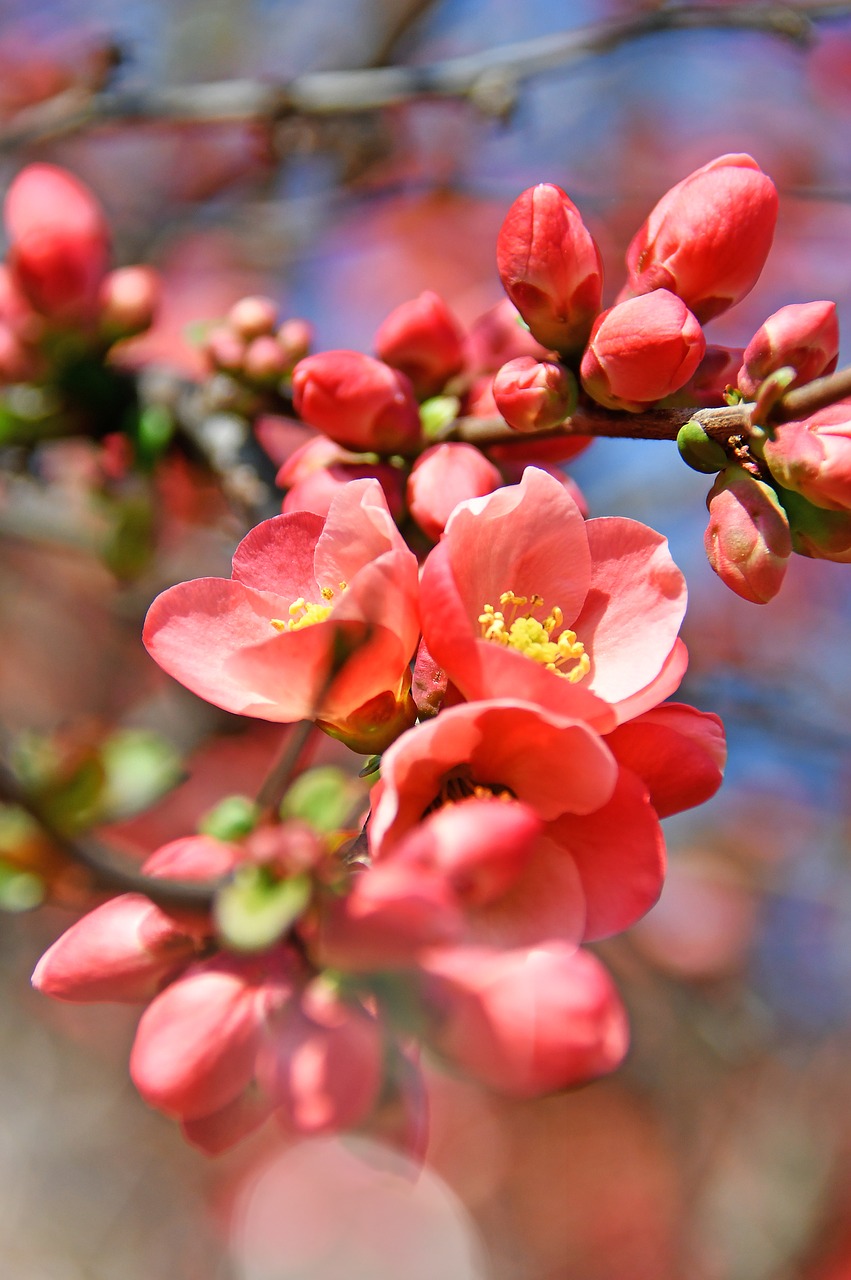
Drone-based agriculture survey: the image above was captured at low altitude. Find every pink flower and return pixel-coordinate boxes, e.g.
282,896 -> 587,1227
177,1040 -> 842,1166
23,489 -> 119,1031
374,290 -> 466,399
492,356 -> 577,432
580,290 -> 705,412
98,265 -> 160,339
496,183 -> 603,354
292,350 -> 422,453
419,943 -> 628,1097
4,163 -> 110,324
704,466 -> 792,603
144,478 -> 420,753
763,402 -> 851,513
406,442 -> 502,541
622,153 -> 778,323
419,466 -> 688,731
737,301 -> 839,398
368,699 -> 666,940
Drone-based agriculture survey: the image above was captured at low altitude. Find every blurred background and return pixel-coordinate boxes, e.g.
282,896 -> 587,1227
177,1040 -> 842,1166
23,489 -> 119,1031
2,1 -> 851,1277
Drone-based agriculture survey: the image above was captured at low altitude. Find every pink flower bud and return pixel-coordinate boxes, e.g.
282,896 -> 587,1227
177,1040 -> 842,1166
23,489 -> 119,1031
492,356 -> 577,432
737,301 -> 839,398
704,466 -> 791,603
763,403 -> 851,512
580,289 -> 705,411
623,154 -> 778,322
243,334 -> 289,383
282,461 -> 406,522
226,294 -> 278,340
277,316 -> 313,365
374,290 -> 466,398
98,265 -> 160,338
292,351 -> 422,452
465,298 -> 554,375
496,183 -> 603,354
670,344 -> 745,409
5,163 -> 110,323
407,441 -> 502,541
204,324 -> 245,373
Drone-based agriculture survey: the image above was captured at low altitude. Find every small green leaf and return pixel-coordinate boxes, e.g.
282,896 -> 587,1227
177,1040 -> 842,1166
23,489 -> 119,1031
420,395 -> 461,440
280,766 -> 366,833
215,867 -> 311,952
100,729 -> 183,820
198,794 -> 259,841
136,404 -> 175,466
0,859 -> 44,912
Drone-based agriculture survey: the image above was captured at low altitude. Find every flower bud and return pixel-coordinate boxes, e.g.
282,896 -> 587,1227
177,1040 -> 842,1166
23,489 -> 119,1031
676,419 -> 728,474
669,344 -> 744,409
780,487 -> 851,562
243,334 -> 289,384
226,294 -> 278,340
704,466 -> 791,603
277,316 -> 313,365
282,461 -> 405,522
98,265 -> 160,339
292,351 -> 422,453
407,442 -> 502,541
5,163 -> 110,323
580,289 -> 705,412
763,403 -> 851,512
374,291 -> 466,399
465,298 -> 553,375
492,356 -> 577,433
496,183 -> 603,354
737,301 -> 839,398
623,154 -> 778,323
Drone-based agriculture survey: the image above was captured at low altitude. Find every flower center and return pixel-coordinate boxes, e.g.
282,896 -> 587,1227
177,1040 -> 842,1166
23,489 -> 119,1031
424,767 -> 516,815
271,581 -> 347,633
478,590 -> 590,683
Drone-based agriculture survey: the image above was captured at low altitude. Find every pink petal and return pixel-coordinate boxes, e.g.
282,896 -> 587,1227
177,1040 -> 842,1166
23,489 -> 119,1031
181,1085 -> 275,1154
313,477 -> 411,586
571,517 -> 687,706
605,703 -> 726,818
548,766 -> 666,940
231,510 -> 324,597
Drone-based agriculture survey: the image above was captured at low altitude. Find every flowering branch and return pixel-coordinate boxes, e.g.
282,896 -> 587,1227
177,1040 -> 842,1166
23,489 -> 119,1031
0,3 -> 845,149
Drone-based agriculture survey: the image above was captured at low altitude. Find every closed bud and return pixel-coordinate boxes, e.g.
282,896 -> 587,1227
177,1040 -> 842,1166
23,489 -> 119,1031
292,351 -> 422,453
763,403 -> 851,512
375,290 -> 465,398
492,356 -> 577,432
669,344 -> 745,409
623,154 -> 778,323
98,265 -> 160,339
277,316 -> 313,365
580,289 -> 705,412
407,442 -> 502,541
704,466 -> 792,603
243,334 -> 289,384
226,295 -> 278,340
738,301 -> 839,398
496,183 -> 603,354
780,487 -> 851,562
5,163 -> 111,324
465,298 -> 554,375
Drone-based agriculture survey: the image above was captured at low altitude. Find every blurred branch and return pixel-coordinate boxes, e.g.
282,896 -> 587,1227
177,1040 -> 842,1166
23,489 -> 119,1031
0,3 -> 843,150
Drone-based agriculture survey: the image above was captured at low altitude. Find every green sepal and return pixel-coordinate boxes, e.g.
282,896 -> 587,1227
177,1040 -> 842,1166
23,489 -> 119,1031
214,866 -> 311,952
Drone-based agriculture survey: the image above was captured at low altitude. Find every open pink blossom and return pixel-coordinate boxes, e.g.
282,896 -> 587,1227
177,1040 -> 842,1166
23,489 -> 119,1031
419,943 -> 628,1097
419,466 -> 688,731
368,699 -> 666,940
144,479 -> 420,752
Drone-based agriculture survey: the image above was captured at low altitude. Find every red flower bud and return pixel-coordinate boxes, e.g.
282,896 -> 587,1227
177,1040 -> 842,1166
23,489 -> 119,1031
5,163 -> 110,323
98,266 -> 160,339
704,466 -> 791,603
292,351 -> 422,452
580,289 -> 705,412
737,301 -> 839,398
492,356 -> 577,432
374,290 -> 465,398
763,402 -> 851,512
496,183 -> 603,354
623,154 -> 778,323
670,344 -> 745,409
407,442 -> 502,541
465,298 -> 554,375
226,294 -> 278,340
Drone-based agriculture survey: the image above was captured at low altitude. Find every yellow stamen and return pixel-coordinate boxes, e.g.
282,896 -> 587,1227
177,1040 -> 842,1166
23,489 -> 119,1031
270,581 -> 348,634
478,588 -> 590,683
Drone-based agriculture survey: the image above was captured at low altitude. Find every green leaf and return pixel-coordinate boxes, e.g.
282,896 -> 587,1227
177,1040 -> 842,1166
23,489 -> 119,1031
280,766 -> 366,833
0,859 -> 44,912
198,794 -> 259,841
99,729 -> 183,820
420,395 -> 461,440
215,867 -> 311,952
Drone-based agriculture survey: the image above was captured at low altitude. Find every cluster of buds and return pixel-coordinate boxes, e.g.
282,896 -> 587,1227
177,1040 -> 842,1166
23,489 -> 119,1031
37,465 -> 725,1153
203,295 -> 313,409
0,164 -> 160,387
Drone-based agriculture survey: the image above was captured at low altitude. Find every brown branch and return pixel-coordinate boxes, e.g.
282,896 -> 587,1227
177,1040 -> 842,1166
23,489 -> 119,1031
448,361 -> 851,450
0,3 -> 837,150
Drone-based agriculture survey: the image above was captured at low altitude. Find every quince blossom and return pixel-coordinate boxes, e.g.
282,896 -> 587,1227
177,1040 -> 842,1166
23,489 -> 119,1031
144,479 -> 420,753
419,466 -> 688,732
